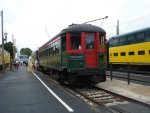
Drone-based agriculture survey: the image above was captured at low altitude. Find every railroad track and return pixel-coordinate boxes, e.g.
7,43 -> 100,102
37,71 -> 150,113
72,87 -> 130,113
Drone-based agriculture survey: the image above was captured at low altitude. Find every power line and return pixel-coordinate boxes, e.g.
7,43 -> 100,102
104,14 -> 150,29
121,14 -> 150,25
3,20 -> 45,29
51,0 -> 72,22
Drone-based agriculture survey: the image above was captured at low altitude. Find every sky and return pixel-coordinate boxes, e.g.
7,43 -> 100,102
0,0 -> 150,51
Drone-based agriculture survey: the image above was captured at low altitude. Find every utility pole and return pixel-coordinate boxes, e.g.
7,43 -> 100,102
1,10 -> 5,72
116,20 -> 119,35
12,34 -> 16,60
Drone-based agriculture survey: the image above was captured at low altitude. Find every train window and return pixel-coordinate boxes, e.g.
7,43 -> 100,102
120,52 -> 126,56
45,50 -> 47,56
118,37 -> 127,46
128,35 -> 134,41
70,33 -> 81,50
48,48 -> 50,56
127,35 -> 134,44
99,35 -> 105,50
137,32 -> 144,39
114,53 -> 118,56
145,31 -> 150,41
109,37 -> 119,47
86,33 -> 94,49
57,40 -> 60,54
49,47 -> 52,55
138,50 -> 145,55
149,50 -> 150,54
100,35 -> 104,44
62,36 -> 66,51
129,51 -> 134,56
52,44 -> 55,55
136,32 -> 145,43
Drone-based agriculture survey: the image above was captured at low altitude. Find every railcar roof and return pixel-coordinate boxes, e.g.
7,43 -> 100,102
60,24 -> 105,34
109,27 -> 150,40
39,24 -> 105,50
53,24 -> 106,39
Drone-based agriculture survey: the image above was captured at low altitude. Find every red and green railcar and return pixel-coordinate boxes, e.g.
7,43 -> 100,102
38,24 -> 107,84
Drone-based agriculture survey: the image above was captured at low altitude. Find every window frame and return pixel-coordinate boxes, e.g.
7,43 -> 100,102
138,50 -> 145,55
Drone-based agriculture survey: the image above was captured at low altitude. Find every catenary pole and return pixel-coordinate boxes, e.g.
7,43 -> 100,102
116,20 -> 119,35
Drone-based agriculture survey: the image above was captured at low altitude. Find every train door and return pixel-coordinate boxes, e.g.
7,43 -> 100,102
84,33 -> 98,68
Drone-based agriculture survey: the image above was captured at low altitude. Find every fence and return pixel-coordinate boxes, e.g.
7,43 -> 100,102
106,62 -> 150,85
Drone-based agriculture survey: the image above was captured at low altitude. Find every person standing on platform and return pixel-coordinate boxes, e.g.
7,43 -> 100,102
34,60 -> 38,70
27,59 -> 34,72
10,57 -> 14,72
15,60 -> 20,70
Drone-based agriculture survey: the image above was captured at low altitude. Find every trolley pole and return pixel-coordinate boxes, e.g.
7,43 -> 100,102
1,10 -> 5,72
83,16 -> 108,25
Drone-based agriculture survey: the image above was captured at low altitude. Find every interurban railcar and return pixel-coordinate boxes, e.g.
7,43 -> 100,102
38,24 -> 107,84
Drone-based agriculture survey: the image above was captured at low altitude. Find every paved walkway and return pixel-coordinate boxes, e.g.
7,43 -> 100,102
97,78 -> 150,105
0,67 -> 97,113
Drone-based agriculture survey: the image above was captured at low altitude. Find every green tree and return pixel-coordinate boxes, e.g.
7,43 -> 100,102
20,48 -> 32,57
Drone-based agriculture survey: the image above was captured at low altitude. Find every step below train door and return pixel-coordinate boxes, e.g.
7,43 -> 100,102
85,33 -> 98,68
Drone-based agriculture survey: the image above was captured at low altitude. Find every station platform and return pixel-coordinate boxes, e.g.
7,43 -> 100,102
97,77 -> 150,105
0,67 -> 97,113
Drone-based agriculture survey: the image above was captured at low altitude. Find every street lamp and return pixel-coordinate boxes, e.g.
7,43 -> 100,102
4,32 -> 8,42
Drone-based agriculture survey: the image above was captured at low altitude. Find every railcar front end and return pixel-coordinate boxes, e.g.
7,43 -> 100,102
38,24 -> 107,85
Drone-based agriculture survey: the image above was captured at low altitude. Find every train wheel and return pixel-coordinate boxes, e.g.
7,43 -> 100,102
58,72 -> 65,84
67,74 -> 76,85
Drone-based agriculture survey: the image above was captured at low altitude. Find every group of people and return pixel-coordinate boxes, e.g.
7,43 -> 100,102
10,58 -> 28,71
10,57 -> 39,72
27,59 -> 38,72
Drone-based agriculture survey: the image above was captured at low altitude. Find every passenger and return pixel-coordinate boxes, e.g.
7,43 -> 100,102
79,45 -> 81,50
34,60 -> 38,69
10,57 -> 14,72
20,60 -> 23,66
15,60 -> 20,70
27,59 -> 34,72
23,60 -> 28,67
14,60 -> 17,70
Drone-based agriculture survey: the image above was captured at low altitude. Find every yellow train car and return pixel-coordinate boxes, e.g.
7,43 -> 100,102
4,50 -> 10,67
109,27 -> 150,71
0,48 -> 10,70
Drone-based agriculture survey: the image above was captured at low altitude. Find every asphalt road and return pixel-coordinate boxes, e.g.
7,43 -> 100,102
0,67 -> 96,113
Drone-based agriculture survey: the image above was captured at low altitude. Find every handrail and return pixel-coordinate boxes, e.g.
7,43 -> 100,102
106,62 -> 150,85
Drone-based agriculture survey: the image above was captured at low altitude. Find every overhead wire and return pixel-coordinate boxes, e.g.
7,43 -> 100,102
104,14 -> 150,29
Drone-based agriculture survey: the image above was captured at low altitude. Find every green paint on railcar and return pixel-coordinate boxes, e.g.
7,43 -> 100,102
98,53 -> 107,69
40,54 -> 61,70
48,55 -> 61,70
67,54 -> 85,72
61,51 -> 67,68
